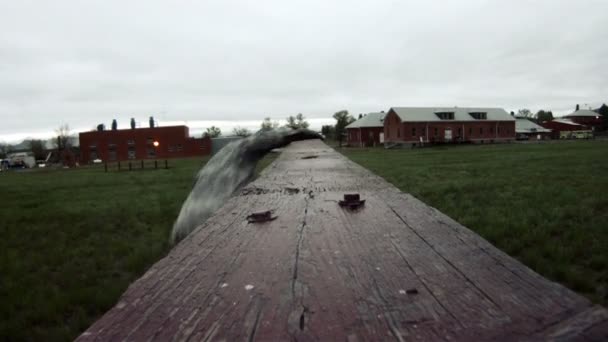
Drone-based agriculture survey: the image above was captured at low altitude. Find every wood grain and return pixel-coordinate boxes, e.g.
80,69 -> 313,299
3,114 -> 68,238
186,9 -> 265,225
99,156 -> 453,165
77,140 -> 608,341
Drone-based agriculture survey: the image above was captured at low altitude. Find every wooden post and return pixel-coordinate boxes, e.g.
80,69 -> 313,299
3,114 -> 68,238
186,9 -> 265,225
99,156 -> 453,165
129,162 -> 132,171
165,160 -> 168,169
155,160 -> 158,169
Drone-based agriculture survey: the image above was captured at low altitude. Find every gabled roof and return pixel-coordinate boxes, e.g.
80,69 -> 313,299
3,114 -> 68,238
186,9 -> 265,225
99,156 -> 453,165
388,107 -> 514,122
564,109 -> 600,118
515,117 -> 551,133
346,112 -> 386,128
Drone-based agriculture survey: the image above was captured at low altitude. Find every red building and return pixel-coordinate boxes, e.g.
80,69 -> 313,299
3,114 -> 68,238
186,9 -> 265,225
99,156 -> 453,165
79,125 -> 211,164
562,109 -> 603,130
383,107 -> 515,146
539,119 -> 589,139
346,112 -> 386,147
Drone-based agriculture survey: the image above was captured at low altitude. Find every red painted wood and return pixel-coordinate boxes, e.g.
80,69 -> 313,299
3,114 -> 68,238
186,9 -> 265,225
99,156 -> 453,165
77,140 -> 608,341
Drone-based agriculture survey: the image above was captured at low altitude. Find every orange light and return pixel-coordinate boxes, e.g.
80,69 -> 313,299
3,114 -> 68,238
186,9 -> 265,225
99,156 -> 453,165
153,141 -> 159,147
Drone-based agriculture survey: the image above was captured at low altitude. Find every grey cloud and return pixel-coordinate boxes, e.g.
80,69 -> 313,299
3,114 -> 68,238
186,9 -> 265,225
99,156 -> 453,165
1,0 -> 607,141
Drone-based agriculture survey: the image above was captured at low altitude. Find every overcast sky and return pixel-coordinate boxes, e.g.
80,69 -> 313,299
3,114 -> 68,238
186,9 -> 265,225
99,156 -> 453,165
1,0 -> 606,142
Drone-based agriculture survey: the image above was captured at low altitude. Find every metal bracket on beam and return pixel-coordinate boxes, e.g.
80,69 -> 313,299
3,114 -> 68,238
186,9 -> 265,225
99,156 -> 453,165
247,210 -> 277,223
339,194 -> 365,210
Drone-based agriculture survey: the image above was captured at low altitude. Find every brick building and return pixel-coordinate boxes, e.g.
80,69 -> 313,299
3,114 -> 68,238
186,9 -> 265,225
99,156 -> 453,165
384,107 -> 515,146
540,119 -> 591,139
346,112 -> 386,147
562,109 -> 603,131
79,126 -> 211,163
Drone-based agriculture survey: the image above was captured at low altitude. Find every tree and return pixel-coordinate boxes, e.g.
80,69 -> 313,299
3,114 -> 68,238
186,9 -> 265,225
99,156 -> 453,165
112,119 -> 118,130
97,123 -> 105,131
54,124 -> 71,151
0,142 -> 11,159
576,104 -> 580,111
130,118 -> 136,129
536,110 -> 553,123
333,110 -> 355,147
597,103 -> 608,131
233,127 -> 252,137
204,126 -> 221,138
260,117 -> 280,131
149,116 -> 155,128
517,109 -> 533,118
321,125 -> 335,139
28,139 -> 46,160
285,113 -> 310,129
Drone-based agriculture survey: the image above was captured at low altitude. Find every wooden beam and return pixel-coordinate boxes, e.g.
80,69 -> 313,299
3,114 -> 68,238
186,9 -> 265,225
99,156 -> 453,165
77,140 -> 608,341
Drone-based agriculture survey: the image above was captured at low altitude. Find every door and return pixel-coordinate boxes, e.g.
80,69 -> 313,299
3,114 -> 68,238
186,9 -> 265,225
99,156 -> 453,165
444,128 -> 453,142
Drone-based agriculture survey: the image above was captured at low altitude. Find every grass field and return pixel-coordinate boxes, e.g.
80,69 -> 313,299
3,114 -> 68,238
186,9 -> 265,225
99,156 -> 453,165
0,155 -> 276,342
339,141 -> 608,306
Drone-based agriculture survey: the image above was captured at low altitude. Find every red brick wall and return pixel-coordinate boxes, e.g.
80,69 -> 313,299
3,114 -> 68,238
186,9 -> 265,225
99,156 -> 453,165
79,126 -> 211,163
383,112 -> 515,144
564,115 -> 602,129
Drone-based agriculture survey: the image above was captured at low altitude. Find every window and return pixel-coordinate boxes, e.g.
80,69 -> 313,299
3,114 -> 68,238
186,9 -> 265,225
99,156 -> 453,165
458,127 -> 462,136
168,145 -> 175,152
128,150 -> 136,159
469,112 -> 487,120
127,139 -> 135,145
490,127 -> 494,134
469,127 -> 473,135
480,127 -> 483,135
108,151 -> 117,161
147,148 -> 156,157
434,128 -> 438,136
412,127 -> 416,136
498,127 -> 501,134
90,151 -> 98,160
435,112 -> 454,120
146,138 -> 154,145
177,144 -> 183,151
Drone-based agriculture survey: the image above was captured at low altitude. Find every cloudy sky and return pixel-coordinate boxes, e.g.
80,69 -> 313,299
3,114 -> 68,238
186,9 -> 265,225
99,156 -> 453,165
1,0 -> 606,142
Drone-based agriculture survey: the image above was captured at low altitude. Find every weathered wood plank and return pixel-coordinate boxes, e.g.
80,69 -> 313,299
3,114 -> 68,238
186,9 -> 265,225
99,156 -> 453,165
78,140 -> 608,341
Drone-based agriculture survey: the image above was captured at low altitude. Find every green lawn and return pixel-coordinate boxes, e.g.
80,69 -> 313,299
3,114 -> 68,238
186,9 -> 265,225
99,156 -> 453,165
338,141 -> 608,306
0,155 -> 276,342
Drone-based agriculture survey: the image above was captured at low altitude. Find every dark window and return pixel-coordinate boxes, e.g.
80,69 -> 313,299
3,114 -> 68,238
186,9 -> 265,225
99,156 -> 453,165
177,144 -> 183,151
128,146 -> 136,159
90,151 -> 98,160
480,127 -> 483,134
469,127 -> 473,135
108,150 -> 117,161
434,128 -> 438,136
397,129 -> 400,138
498,126 -> 501,134
127,139 -> 135,145
469,112 -> 487,120
458,127 -> 462,136
168,145 -> 175,152
146,138 -> 154,145
412,127 -> 416,136
490,127 -> 494,134
147,148 -> 156,157
435,112 -> 454,120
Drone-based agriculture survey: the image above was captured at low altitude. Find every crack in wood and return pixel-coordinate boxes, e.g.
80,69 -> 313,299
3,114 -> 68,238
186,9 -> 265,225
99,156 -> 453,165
388,206 -> 503,311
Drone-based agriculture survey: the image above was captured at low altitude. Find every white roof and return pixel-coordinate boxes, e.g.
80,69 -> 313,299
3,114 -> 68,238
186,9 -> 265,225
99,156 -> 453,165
553,119 -> 583,126
346,112 -> 386,128
515,118 -> 551,133
389,107 -> 514,122
564,109 -> 599,118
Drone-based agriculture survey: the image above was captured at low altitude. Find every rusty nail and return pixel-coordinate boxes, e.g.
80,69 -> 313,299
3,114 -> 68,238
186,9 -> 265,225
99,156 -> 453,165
247,210 -> 277,223
338,193 -> 365,209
